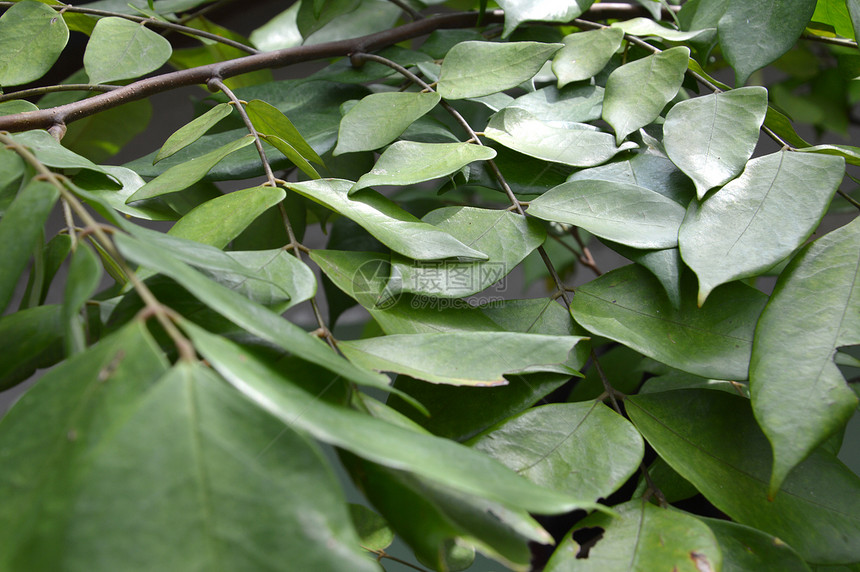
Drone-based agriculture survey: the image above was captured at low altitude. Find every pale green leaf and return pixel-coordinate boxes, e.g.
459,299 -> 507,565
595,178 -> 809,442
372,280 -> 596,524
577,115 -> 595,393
750,217 -> 860,497
679,151 -> 845,305
611,17 -> 716,42
718,0 -> 817,85
496,0 -> 595,38
627,389 -> 860,564
470,402 -> 643,500
528,180 -> 686,249
351,141 -> 496,192
664,87 -> 768,198
334,92 -> 441,155
437,41 -> 563,100
571,264 -> 767,380
796,143 -> 860,166
508,84 -> 604,124
567,153 -> 695,206
602,47 -> 690,143
339,332 -> 585,386
284,179 -> 487,260
544,500 -> 722,572
84,17 -> 172,84
154,103 -> 234,164
127,136 -> 254,202
552,27 -> 624,87
168,185 -> 286,249
485,108 -> 637,168
0,1 -> 69,87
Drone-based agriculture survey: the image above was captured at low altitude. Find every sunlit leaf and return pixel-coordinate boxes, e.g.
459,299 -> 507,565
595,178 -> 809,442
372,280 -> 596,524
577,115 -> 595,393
552,27 -> 624,87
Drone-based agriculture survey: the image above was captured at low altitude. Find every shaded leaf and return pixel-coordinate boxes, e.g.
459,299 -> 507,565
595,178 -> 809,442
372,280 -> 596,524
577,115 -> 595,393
438,41 -> 563,100
11,129 -> 111,177
0,305 -> 64,391
351,141 -> 496,192
552,28 -> 624,87
84,17 -> 172,84
679,151 -> 845,304
663,87 -> 768,198
62,245 -> 101,355
602,47 -> 690,143
155,103 -> 234,163
334,91 -> 441,155
702,518 -> 812,572
0,1 -> 69,87
750,217 -> 860,496
627,389 -> 860,564
571,264 -> 767,380
528,179 -> 686,249
285,179 -> 486,260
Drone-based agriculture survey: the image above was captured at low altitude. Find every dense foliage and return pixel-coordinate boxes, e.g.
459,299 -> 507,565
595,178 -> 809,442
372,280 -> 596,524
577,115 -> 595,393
0,0 -> 859,570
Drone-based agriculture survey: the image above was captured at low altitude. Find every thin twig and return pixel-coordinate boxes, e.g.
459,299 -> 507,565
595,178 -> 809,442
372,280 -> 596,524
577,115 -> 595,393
362,547 -> 431,572
0,2 -> 258,54
0,84 -> 121,104
385,0 -> 423,20
837,189 -> 860,211
801,32 -> 858,49
572,228 -> 602,276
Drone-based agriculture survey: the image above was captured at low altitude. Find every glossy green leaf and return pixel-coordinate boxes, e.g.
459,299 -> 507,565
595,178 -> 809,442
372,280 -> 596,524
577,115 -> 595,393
0,0 -> 69,87
339,332 -> 585,386
602,47 -> 690,144
334,92 -> 441,155
113,232 -> 392,392
528,180 -> 686,249
84,17 -> 172,84
0,305 -> 64,391
62,245 -> 101,355
552,28 -> 624,87
184,321 -> 605,515
128,136 -> 254,202
508,84 -> 605,124
606,244 -> 684,309
796,143 -> 860,166
470,402 -> 643,500
567,153 -> 695,206
679,151 -> 845,304
0,179 -> 58,313
154,103 -> 234,164
286,179 -> 486,260
249,3 -> 301,52
246,99 -> 323,178
168,185 -> 285,249
571,264 -> 767,380
485,108 -> 637,168
437,41 -> 563,100
663,87 -> 768,198
627,389 -> 860,564
390,207 -> 546,299
718,0 -> 817,84
611,17 -> 715,42
544,500 -> 722,572
351,141 -> 496,192
750,217 -> 860,497
496,0 -> 595,37
702,518 -> 812,572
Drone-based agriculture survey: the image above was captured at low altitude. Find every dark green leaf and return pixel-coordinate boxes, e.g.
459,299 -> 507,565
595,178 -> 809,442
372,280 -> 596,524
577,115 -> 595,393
0,305 -> 64,391
62,245 -> 101,355
246,98 -> 323,178
334,92 -> 441,155
702,518 -> 812,572
155,102 -> 234,163
0,1 -> 69,86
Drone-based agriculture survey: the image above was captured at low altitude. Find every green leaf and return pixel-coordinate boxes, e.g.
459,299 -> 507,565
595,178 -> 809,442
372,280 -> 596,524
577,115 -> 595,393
60,99 -> 153,164
611,17 -> 716,43
602,47 -> 690,144
571,264 -> 767,380
168,185 -> 286,249
496,0 -> 596,38
544,500 -> 722,572
0,100 -> 39,116
285,179 -> 487,260
155,102 -> 234,163
750,217 -> 860,497
351,141 -> 496,192
184,321 -> 603,515
245,99 -> 323,178
796,143 -> 860,166
334,91 -> 441,155
679,151 -> 845,304
718,0 -> 817,85
663,87 -> 768,198
701,518 -> 812,572
0,179 -> 59,313
567,153 -> 695,206
340,332 -> 585,386
469,402 -> 643,500
10,129 -> 112,177
485,108 -> 637,168
0,1 -> 69,87
437,41 -> 563,100
249,3 -> 301,52
605,244 -> 684,309
764,105 -> 812,149
70,165 -> 179,221
626,389 -> 860,564
850,0 -> 860,40
389,207 -> 546,299
640,370 -> 749,397
508,84 -> 605,124
552,28 -> 624,87
0,305 -> 64,391
527,180 -> 687,249
0,145 -> 25,216
62,245 -> 101,355
84,17 -> 172,84
127,135 -> 254,202
811,0 -> 856,39
113,231 -> 392,392
296,0 -> 359,37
